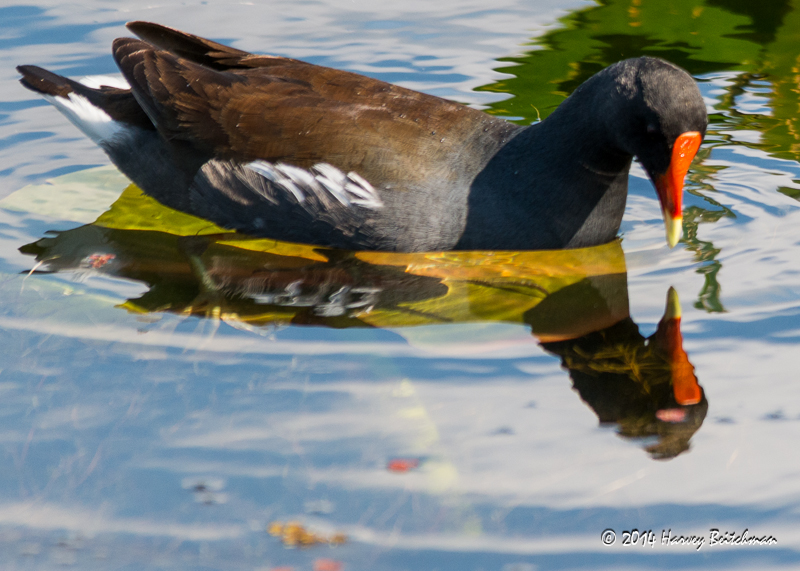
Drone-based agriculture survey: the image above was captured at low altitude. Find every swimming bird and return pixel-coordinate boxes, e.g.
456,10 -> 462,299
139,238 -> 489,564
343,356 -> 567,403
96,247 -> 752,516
17,21 -> 707,251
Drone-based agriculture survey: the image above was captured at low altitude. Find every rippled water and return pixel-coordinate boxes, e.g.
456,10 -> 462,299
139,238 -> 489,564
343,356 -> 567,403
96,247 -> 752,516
1,1 -> 800,570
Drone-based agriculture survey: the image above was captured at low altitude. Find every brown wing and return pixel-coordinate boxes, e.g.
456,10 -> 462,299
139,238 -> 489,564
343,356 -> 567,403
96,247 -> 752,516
112,28 -> 510,189
126,21 -> 299,71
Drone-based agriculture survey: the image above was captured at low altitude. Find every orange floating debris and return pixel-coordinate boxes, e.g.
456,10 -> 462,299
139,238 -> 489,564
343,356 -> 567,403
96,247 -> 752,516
267,521 -> 347,548
313,558 -> 343,571
387,458 -> 419,472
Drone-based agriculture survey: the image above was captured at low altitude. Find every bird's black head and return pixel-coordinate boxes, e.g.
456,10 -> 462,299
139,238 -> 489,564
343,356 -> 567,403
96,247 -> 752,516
594,57 -> 708,246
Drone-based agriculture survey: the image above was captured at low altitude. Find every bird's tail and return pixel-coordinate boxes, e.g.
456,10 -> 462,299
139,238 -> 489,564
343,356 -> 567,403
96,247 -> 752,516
17,65 -> 153,144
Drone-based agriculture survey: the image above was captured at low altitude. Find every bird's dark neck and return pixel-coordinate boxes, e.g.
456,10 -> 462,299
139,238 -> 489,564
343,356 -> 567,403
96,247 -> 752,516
457,86 -> 634,250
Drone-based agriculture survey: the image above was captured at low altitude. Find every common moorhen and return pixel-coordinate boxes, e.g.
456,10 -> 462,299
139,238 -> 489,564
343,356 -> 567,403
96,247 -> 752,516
18,21 -> 707,251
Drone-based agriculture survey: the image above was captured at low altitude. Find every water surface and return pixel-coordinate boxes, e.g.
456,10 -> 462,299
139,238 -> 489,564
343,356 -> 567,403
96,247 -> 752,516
1,1 -> 799,569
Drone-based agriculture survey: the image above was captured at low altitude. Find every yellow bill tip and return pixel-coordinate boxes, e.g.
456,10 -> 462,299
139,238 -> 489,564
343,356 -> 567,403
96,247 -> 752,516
665,214 -> 683,248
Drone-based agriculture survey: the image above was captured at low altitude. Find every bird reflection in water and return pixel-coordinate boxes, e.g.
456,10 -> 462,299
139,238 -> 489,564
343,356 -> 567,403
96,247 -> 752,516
534,281 -> 705,460
20,198 -> 705,459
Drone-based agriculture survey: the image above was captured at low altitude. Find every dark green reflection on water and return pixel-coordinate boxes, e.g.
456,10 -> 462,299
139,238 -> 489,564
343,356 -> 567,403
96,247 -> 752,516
477,0 -> 762,122
478,0 -> 794,124
476,0 -> 800,313
707,0 -> 793,44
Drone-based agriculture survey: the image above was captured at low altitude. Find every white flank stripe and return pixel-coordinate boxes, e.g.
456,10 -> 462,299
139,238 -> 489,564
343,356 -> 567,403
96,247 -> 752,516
312,163 -> 348,186
345,181 -> 377,202
315,174 -> 351,206
275,163 -> 318,191
247,160 -> 383,209
247,160 -> 305,202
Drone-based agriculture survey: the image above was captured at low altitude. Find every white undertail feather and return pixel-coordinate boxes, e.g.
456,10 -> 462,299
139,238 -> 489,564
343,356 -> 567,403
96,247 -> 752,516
44,92 -> 126,145
247,160 -> 384,209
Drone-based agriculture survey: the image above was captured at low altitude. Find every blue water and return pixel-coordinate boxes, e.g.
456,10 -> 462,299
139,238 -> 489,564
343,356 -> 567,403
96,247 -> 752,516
0,1 -> 799,570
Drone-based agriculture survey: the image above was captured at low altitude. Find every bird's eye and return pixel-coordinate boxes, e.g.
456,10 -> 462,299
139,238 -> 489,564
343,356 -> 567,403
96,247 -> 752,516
646,123 -> 658,135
